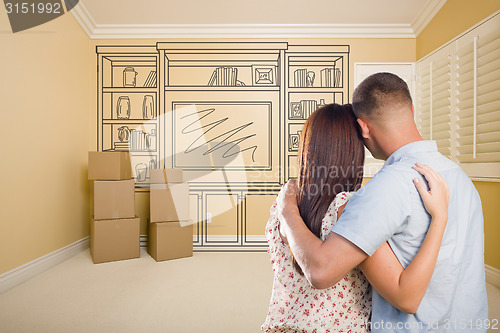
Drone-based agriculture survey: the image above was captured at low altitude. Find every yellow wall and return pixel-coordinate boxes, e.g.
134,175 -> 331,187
416,0 -> 500,59
0,12 -> 91,274
417,1 -> 500,271
474,182 -> 500,270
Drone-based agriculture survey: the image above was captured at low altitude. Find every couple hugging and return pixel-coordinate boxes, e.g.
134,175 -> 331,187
262,73 -> 488,332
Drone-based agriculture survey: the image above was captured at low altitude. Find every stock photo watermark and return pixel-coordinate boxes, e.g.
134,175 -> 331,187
4,0 -> 79,33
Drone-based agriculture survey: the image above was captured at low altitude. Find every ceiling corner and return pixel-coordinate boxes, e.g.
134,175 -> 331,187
70,1 -> 96,38
411,0 -> 447,37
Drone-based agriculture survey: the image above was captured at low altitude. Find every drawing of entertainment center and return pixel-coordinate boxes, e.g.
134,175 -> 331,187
97,43 -> 349,250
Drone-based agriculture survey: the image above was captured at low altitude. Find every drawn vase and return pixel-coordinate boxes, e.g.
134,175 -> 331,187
123,67 -> 138,87
117,126 -> 130,142
135,163 -> 147,182
148,159 -> 157,179
146,129 -> 157,151
117,96 -> 130,119
306,71 -> 315,87
143,95 -> 155,119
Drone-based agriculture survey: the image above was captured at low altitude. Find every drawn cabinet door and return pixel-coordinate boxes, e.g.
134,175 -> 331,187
190,192 -> 202,245
204,192 -> 241,245
243,193 -> 278,245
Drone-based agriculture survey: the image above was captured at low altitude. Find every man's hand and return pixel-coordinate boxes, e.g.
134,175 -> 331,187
276,179 -> 300,239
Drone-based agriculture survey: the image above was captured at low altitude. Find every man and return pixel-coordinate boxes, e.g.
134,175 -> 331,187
278,73 -> 488,332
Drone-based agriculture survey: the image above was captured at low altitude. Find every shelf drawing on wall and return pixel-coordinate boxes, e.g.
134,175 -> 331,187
207,67 -> 246,86
158,42 -> 288,250
133,155 -> 158,183
97,43 -> 349,250
161,43 -> 281,89
102,93 -> 157,121
288,124 -> 305,152
205,65 -> 277,87
320,67 -> 342,87
252,65 -> 276,86
284,45 -> 349,182
102,121 -> 157,149
159,42 -> 286,188
97,46 -> 160,187
289,99 -> 329,120
171,102 -> 272,170
292,67 -> 341,88
288,53 -> 345,89
143,71 -> 157,87
121,68 -> 156,88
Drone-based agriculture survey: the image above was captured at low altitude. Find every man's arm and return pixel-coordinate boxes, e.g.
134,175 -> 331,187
359,163 -> 449,314
277,180 -> 368,289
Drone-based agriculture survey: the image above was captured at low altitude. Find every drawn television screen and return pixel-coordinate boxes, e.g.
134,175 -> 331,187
172,102 -> 272,170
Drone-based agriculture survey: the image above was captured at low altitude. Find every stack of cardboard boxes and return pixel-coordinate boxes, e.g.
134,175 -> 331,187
88,152 -> 140,264
148,168 -> 193,262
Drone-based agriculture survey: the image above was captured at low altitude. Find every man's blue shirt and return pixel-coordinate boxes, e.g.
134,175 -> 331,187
332,140 -> 488,332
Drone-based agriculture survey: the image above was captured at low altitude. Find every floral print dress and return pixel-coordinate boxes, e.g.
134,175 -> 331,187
262,192 -> 372,333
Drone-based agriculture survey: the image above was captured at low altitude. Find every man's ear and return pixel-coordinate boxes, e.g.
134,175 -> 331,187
356,118 -> 370,139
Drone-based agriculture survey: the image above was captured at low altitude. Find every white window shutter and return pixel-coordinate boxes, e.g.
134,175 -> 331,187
416,46 -> 452,158
416,60 -> 431,140
431,55 -> 452,157
455,14 -> 500,178
417,12 -> 500,180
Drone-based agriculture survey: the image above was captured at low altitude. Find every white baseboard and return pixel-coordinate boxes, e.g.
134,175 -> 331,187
486,264 -> 500,289
0,237 -> 89,294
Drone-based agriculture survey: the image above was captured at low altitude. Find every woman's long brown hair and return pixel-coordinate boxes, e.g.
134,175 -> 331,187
292,103 -> 365,275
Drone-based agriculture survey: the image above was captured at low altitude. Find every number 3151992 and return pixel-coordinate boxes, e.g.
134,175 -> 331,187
5,2 -> 62,14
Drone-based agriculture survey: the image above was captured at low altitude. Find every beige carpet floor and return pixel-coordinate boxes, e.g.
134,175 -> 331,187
0,249 -> 499,333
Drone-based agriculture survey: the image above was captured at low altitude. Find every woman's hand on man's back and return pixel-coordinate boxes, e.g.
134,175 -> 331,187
276,179 -> 300,238
412,163 -> 449,222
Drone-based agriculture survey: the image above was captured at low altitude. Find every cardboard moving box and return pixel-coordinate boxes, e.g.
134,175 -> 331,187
94,179 -> 135,220
90,217 -> 140,264
147,221 -> 193,262
150,168 -> 184,184
88,151 -> 132,180
150,183 -> 189,222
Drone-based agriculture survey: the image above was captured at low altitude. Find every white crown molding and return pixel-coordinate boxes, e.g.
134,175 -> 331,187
0,237 -> 89,294
69,0 -> 96,37
70,3 -> 415,39
88,23 -> 416,39
411,0 -> 447,37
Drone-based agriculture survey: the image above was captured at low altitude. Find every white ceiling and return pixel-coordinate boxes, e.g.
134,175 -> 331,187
72,0 -> 447,39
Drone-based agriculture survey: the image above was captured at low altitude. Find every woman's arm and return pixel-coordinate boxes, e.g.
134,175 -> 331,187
359,163 -> 449,314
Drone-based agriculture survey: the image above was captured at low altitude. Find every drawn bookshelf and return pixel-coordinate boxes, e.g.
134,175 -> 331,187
284,45 -> 349,179
96,43 -> 350,250
97,46 -> 160,186
156,43 -> 286,249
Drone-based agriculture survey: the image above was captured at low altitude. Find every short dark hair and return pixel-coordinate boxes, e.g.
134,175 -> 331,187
352,72 -> 412,120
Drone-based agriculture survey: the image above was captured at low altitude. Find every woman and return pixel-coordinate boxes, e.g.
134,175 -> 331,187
262,104 -> 448,332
